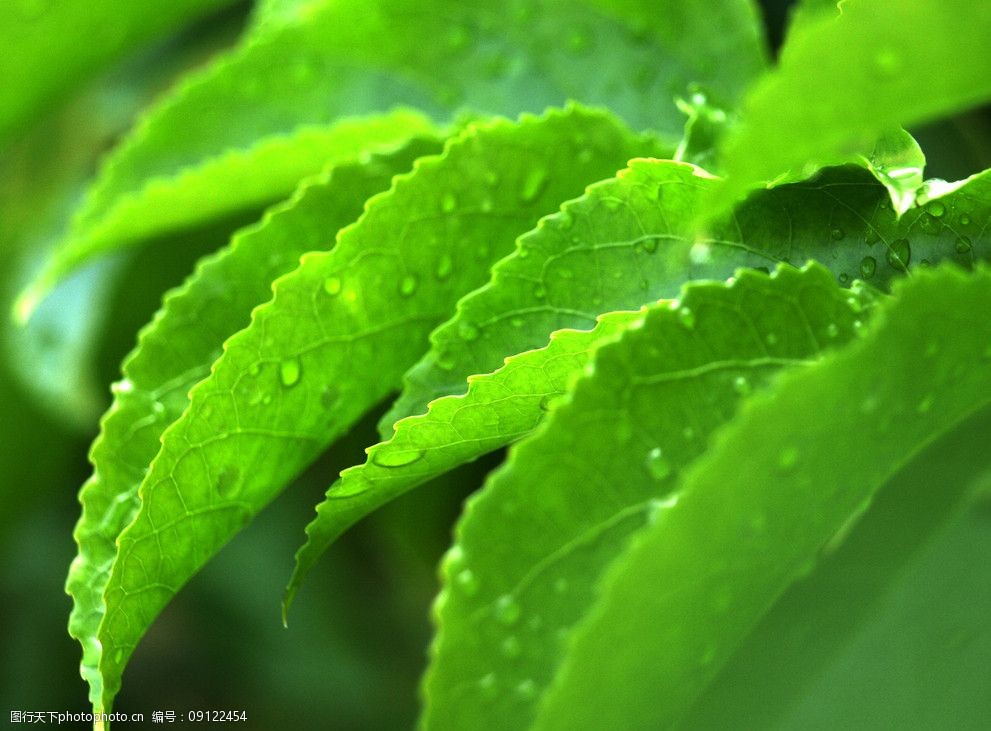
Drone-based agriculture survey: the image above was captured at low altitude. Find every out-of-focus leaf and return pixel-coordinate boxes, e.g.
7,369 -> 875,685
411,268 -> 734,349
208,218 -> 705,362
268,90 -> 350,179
0,0 -> 239,142
714,0 -> 991,215
536,264 -> 991,729
18,0 -> 768,316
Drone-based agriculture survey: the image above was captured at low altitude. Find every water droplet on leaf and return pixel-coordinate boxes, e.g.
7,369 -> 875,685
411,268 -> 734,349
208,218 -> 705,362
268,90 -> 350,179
645,447 -> 672,480
399,274 -> 419,296
280,357 -> 301,387
494,595 -> 521,625
371,448 -> 425,468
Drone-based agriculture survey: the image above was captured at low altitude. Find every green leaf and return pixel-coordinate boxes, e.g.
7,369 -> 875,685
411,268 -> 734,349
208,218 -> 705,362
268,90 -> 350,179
535,264 -> 991,729
384,161 -> 991,430
714,0 -> 991,213
423,263 -> 869,730
16,109 -> 437,322
286,308 -> 644,614
18,0 -> 767,317
684,414 -> 991,729
89,106 -> 659,714
0,0 -> 239,141
66,135 -> 441,712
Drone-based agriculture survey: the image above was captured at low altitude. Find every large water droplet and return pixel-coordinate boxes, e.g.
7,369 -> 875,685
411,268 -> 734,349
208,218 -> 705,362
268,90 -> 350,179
859,256 -> 877,279
371,448 -> 425,468
280,357 -> 302,387
955,236 -> 973,254
520,166 -> 548,204
645,447 -> 672,480
927,200 -> 946,218
886,239 -> 911,271
399,274 -> 419,297
494,595 -> 521,626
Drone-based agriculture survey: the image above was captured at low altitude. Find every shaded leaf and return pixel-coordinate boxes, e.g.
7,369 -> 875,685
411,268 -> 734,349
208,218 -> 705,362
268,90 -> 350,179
536,265 -> 991,729
423,264 -> 868,730
714,0 -> 991,213
0,0 -> 238,141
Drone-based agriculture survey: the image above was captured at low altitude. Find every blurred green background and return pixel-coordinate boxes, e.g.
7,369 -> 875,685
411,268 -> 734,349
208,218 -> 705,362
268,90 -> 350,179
1,1 -> 988,728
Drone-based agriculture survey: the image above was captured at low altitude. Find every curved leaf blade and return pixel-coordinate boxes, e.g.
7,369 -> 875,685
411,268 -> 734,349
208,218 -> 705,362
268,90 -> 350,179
92,106 -> 660,713
423,263 -> 868,730
66,136 -> 441,711
286,308 -> 644,613
16,110 -> 437,321
18,0 -> 768,316
537,264 -> 991,729
384,161 -> 991,429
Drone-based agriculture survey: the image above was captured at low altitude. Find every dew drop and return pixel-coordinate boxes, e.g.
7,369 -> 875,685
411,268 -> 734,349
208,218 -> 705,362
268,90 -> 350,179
459,322 -> 480,341
113,648 -> 125,665
872,47 -> 903,78
826,323 -> 839,339
732,375 -> 751,396
645,447 -> 672,480
916,395 -> 934,414
248,363 -> 261,377
323,276 -> 342,296
765,332 -> 779,346
641,238 -> 659,254
520,166 -> 548,204
510,316 -> 525,328
371,448 -> 425,468
859,256 -> 877,279
533,284 -> 547,299
516,679 -> 538,701
864,228 -> 881,245
216,466 -> 240,498
886,239 -> 911,271
557,209 -> 574,230
478,673 -> 498,699
838,273 -> 850,285
959,213 -> 972,226
918,213 -> 941,236
320,386 -> 339,411
500,635 -> 521,659
399,274 -> 419,297
279,357 -> 302,387
778,446 -> 799,470
955,236 -> 973,254
830,227 -> 845,241
927,200 -> 946,218
456,569 -> 480,596
435,254 -> 454,280
494,595 -> 521,626
677,307 -> 696,330
480,196 -> 494,213
441,191 -> 457,213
